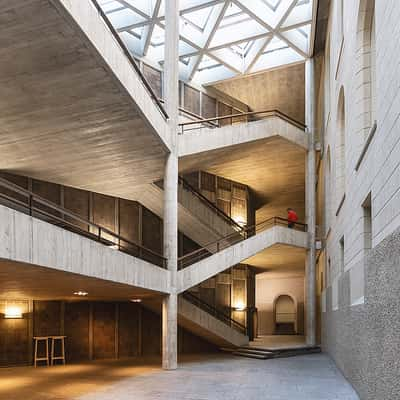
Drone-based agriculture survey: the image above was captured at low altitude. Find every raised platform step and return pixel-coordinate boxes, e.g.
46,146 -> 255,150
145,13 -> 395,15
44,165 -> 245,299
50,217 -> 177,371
221,345 -> 321,360
232,351 -> 270,360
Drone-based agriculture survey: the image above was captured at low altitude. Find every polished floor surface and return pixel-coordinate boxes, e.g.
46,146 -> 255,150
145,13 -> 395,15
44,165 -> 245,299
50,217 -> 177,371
0,353 -> 359,400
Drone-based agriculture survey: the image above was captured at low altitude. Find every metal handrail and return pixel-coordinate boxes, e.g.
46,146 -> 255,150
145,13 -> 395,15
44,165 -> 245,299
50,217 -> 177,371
178,109 -> 306,133
0,177 -> 167,268
178,216 -> 307,269
182,291 -> 247,335
90,0 -> 169,120
178,176 -> 244,233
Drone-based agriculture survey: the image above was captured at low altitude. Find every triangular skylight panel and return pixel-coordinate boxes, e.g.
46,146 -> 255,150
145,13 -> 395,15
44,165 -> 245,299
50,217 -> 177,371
106,7 -> 146,31
281,0 -> 312,28
250,36 -> 303,73
281,23 -> 311,55
209,6 -> 268,49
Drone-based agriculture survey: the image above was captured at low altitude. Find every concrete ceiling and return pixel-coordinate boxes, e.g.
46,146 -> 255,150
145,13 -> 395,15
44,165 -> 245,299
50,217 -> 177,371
209,63 -> 305,124
0,260 -> 162,301
0,0 -> 167,200
245,244 -> 306,278
179,136 -> 306,224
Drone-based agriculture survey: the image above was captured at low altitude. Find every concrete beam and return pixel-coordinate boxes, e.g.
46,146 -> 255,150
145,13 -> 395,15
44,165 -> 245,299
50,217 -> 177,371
56,0 -> 171,151
0,205 -> 169,294
177,226 -> 309,293
178,117 -> 308,157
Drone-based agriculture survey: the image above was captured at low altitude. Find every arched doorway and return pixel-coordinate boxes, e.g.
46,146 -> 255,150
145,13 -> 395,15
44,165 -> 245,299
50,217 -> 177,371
274,295 -> 296,335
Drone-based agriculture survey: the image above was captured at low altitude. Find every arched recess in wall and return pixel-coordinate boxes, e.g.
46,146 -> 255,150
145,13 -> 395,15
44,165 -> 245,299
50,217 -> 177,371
356,0 -> 376,138
273,294 -> 297,335
336,87 -> 346,203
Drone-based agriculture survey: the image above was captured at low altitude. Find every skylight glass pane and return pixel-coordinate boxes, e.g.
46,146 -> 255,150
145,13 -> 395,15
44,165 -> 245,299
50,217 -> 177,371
100,0 -> 123,13
107,8 -> 146,30
183,6 -> 213,31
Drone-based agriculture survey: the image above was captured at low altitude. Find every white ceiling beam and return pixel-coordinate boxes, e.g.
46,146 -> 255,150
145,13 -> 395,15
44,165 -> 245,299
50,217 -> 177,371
140,0 -> 162,56
187,1 -> 231,81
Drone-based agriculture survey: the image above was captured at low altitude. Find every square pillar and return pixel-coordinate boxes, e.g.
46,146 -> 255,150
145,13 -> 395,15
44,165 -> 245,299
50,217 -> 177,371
305,58 -> 317,346
162,0 -> 179,370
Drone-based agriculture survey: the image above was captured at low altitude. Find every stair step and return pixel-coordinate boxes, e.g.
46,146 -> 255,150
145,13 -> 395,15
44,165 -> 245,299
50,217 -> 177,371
233,351 -> 271,360
236,348 -> 274,356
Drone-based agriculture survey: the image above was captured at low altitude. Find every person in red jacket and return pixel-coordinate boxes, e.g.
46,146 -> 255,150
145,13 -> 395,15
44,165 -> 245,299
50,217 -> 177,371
287,208 -> 298,228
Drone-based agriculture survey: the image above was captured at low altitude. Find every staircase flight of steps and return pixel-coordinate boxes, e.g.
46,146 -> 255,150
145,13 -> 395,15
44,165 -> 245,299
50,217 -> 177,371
221,345 -> 321,360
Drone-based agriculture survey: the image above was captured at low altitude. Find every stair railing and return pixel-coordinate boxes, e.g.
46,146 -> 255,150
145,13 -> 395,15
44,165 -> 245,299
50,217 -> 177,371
178,216 -> 307,269
182,291 -> 247,335
178,176 -> 244,233
178,109 -> 307,134
0,177 -> 167,268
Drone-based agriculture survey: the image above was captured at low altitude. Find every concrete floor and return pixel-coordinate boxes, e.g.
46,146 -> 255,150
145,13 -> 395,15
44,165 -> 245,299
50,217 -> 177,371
0,353 -> 359,400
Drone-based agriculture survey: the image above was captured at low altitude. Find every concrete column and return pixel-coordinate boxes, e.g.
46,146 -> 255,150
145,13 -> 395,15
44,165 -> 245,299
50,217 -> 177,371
305,58 -> 317,346
162,0 -> 179,370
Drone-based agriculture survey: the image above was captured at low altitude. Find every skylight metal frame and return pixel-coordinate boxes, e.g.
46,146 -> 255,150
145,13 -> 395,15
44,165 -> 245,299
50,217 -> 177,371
99,0 -> 317,84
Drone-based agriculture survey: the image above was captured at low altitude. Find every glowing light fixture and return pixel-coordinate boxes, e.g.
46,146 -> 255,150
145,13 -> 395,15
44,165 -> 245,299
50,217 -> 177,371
233,301 -> 246,311
130,299 -> 142,303
73,291 -> 88,296
4,305 -> 23,319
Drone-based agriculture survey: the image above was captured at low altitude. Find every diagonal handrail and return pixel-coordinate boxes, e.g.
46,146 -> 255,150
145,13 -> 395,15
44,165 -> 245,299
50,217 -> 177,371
178,176 -> 244,233
182,291 -> 247,336
90,0 -> 169,120
178,216 -> 307,269
178,109 -> 306,133
0,177 -> 167,268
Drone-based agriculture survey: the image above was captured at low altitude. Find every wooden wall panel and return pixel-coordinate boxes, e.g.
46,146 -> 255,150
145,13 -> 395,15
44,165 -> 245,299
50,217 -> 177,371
142,208 -> 162,254
32,179 -> 61,204
118,302 -> 140,358
92,302 -> 115,359
216,283 -> 231,315
201,171 -> 216,192
217,102 -> 232,126
141,307 -> 161,355
92,193 -> 115,233
143,64 -> 162,99
201,93 -> 217,119
184,84 -> 201,115
64,186 -> 90,230
32,179 -> 61,217
0,300 -> 30,366
33,301 -> 61,337
183,171 -> 199,189
64,301 -> 90,361
119,199 -> 140,245
178,327 -> 217,354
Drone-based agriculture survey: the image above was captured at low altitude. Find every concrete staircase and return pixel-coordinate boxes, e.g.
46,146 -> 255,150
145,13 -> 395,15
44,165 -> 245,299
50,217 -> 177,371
133,180 -> 240,248
143,295 -> 249,348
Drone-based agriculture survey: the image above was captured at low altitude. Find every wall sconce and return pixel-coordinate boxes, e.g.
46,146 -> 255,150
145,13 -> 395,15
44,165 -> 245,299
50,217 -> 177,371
233,302 -> 246,312
4,305 -> 23,319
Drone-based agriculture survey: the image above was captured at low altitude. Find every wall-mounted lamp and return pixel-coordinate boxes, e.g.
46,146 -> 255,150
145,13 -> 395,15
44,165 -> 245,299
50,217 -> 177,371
130,299 -> 142,303
73,291 -> 88,297
4,305 -> 23,319
233,302 -> 246,312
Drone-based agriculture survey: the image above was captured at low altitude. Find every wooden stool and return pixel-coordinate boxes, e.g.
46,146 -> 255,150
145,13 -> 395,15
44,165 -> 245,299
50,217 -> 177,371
50,336 -> 66,365
33,336 -> 50,367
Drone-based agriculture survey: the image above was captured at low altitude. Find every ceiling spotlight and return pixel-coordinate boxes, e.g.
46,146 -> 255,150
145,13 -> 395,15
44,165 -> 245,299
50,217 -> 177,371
74,291 -> 88,296
130,299 -> 142,303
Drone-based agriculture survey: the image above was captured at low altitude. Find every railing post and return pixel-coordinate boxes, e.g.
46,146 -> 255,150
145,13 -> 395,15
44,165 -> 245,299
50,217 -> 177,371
98,227 -> 101,240
28,195 -> 33,216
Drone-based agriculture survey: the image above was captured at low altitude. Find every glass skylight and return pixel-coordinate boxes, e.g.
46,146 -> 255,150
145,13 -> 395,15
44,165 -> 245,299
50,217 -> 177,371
100,0 -> 316,84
